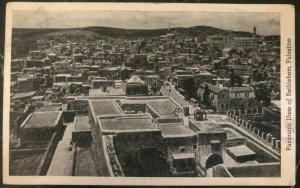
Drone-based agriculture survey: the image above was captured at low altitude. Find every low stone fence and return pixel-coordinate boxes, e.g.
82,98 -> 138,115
35,132 -> 60,175
226,111 -> 280,151
69,142 -> 77,176
104,136 -> 124,177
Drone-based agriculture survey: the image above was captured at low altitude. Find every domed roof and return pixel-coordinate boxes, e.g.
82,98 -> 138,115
127,75 -> 145,84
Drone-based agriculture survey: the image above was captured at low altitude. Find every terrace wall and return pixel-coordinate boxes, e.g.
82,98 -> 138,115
35,129 -> 63,175
113,131 -> 163,163
226,112 -> 281,153
219,122 -> 280,162
88,108 -> 111,176
119,102 -> 146,113
226,137 -> 246,147
227,162 -> 280,177
161,136 -> 197,162
212,164 -> 233,177
113,131 -> 170,177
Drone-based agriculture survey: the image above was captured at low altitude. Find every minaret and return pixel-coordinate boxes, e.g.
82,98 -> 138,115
253,25 -> 257,49
253,25 -> 257,44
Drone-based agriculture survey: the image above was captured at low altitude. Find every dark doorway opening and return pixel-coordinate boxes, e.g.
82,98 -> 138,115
205,154 -> 223,169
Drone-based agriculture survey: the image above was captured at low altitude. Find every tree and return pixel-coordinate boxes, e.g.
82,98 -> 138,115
182,78 -> 196,100
229,72 -> 243,87
203,84 -> 211,106
82,70 -> 88,81
255,84 -> 271,106
151,84 -> 161,96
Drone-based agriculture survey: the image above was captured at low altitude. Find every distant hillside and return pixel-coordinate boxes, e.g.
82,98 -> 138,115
11,25 -> 262,58
13,25 -> 256,39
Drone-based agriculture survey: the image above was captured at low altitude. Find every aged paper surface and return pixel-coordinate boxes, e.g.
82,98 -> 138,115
3,2 -> 295,186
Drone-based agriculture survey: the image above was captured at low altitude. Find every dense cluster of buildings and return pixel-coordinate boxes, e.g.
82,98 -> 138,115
9,25 -> 281,177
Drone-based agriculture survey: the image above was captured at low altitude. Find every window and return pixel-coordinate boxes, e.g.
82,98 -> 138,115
245,92 -> 249,97
222,94 -> 226,98
221,104 -> 224,109
179,147 -> 185,153
235,93 -> 238,98
211,143 -> 221,152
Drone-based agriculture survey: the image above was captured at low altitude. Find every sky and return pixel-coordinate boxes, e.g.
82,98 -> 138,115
12,10 -> 280,35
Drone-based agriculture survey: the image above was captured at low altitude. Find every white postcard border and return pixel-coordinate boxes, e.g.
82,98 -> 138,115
3,2 -> 296,186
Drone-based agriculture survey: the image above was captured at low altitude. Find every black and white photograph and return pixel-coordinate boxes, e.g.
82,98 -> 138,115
2,3 -> 296,186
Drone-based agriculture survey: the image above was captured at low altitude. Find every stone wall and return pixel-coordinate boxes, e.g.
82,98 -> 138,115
103,136 -> 124,177
89,109 -> 111,176
113,131 -> 163,163
226,111 -> 281,151
146,104 -> 160,119
227,162 -> 280,177
35,131 -> 61,175
226,137 -> 246,147
161,136 -> 197,163
212,164 -> 233,177
119,103 -> 146,113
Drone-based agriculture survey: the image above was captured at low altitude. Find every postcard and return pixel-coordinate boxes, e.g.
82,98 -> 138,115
3,2 -> 296,186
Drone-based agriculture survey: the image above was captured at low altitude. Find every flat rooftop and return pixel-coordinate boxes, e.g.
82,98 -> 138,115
35,105 -> 62,112
21,111 -> 62,129
12,91 -> 36,100
99,115 -> 156,131
190,120 -> 224,133
90,100 -> 123,116
227,145 -> 256,157
147,99 -> 178,117
159,124 -> 196,138
74,116 -> 90,132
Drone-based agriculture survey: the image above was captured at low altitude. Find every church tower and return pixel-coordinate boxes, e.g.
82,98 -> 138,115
253,25 -> 257,49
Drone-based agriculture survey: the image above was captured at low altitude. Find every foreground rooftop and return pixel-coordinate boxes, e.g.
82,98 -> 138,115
21,111 -> 62,129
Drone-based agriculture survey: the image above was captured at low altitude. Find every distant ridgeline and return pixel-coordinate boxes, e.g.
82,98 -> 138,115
11,25 -> 262,58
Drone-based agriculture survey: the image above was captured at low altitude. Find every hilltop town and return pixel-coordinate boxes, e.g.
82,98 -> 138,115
9,25 -> 281,177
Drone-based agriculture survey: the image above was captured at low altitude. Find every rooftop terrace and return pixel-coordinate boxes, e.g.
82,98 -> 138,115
159,124 -> 196,138
99,115 -> 156,132
21,111 -> 62,129
146,99 -> 179,117
90,100 -> 123,116
189,120 -> 224,133
74,116 -> 90,132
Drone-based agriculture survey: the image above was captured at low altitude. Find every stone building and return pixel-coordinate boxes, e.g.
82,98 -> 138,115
122,75 -> 148,96
19,111 -> 63,144
198,83 -> 256,112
